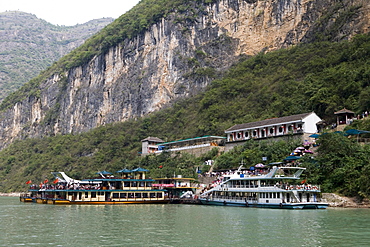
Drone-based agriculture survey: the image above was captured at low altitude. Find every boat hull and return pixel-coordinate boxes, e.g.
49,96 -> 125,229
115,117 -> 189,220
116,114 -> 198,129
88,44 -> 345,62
199,199 -> 328,209
20,195 -> 169,205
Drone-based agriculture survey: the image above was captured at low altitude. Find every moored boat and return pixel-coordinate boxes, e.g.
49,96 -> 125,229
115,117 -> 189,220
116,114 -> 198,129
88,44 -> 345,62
199,162 -> 328,209
20,168 -> 168,205
153,176 -> 200,203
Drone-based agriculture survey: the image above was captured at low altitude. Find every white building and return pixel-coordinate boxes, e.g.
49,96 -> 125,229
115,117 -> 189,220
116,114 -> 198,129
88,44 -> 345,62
225,112 -> 322,151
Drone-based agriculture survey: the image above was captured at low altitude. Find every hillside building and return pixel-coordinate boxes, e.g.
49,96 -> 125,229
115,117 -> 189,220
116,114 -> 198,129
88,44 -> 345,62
224,112 -> 322,151
141,137 -> 165,155
141,136 -> 225,157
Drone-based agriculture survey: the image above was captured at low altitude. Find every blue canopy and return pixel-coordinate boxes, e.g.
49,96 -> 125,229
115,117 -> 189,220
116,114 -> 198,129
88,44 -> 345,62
309,134 -> 320,138
96,171 -> 111,175
345,129 -> 370,135
132,167 -> 149,172
284,156 -> 301,161
116,169 -> 132,173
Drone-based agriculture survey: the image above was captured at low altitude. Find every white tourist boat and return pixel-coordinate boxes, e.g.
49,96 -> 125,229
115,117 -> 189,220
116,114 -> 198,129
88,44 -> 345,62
199,163 -> 328,209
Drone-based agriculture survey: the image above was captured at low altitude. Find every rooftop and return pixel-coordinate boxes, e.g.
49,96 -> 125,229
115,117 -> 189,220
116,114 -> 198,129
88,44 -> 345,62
160,135 -> 225,145
225,112 -> 314,132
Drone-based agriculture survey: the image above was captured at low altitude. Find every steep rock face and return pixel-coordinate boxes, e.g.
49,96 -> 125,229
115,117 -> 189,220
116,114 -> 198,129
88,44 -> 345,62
0,0 -> 369,149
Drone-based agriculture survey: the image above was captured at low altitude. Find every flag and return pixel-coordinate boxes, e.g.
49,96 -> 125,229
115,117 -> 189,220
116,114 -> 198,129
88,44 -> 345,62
53,179 -> 59,184
25,180 -> 32,184
44,179 -> 49,184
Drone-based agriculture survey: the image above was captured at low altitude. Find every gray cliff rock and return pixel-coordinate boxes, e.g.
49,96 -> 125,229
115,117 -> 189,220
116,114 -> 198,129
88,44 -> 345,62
0,0 -> 369,149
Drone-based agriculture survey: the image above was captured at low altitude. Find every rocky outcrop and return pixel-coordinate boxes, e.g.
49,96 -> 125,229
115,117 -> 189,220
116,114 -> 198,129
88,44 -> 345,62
0,0 -> 369,149
322,193 -> 370,208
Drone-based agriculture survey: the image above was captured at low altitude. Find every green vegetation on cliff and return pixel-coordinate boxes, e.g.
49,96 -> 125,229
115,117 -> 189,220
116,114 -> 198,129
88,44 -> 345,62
0,11 -> 113,102
0,0 -> 216,111
1,33 -> 370,201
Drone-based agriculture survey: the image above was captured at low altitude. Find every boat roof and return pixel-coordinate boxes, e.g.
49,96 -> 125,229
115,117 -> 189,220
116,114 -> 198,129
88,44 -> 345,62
154,177 -> 196,181
82,178 -> 155,182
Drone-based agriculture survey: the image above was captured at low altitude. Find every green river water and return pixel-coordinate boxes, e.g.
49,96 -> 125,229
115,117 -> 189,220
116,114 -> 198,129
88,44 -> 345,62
1,197 -> 369,246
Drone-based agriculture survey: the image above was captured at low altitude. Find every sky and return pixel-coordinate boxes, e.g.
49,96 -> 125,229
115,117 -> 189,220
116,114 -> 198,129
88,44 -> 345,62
0,0 -> 141,26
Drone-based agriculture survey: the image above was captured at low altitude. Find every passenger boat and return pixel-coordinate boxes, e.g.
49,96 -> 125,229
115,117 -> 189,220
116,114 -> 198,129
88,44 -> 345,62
152,176 -> 199,203
199,163 -> 328,209
20,168 -> 168,205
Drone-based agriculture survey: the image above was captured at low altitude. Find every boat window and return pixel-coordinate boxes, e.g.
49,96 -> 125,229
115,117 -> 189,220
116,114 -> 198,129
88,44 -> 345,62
147,182 -> 152,187
124,182 -> 130,187
91,192 -> 96,198
120,193 -> 127,198
142,193 -> 148,198
156,193 -> 162,198
113,193 -> 119,198
98,192 -> 104,196
150,193 -> 156,198
85,192 -> 89,198
135,193 -> 142,198
128,193 -> 134,198
140,182 -> 145,187
132,181 -> 137,187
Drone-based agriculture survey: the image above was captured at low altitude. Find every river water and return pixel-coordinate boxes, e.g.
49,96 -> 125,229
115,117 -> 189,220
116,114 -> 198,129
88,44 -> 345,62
1,197 -> 369,247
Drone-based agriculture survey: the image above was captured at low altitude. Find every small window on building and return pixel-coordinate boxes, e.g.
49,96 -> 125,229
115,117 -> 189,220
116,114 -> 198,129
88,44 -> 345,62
270,128 -> 274,134
253,130 -> 257,137
279,127 -> 283,133
245,132 -> 249,138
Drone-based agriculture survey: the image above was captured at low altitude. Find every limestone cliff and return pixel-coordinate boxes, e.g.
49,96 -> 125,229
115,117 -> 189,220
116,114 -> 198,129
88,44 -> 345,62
0,0 -> 369,149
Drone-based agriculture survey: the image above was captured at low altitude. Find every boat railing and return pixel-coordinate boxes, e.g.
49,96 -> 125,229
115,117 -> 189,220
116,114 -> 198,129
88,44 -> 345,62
207,195 -> 257,203
221,184 -> 320,191
285,184 -> 320,191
